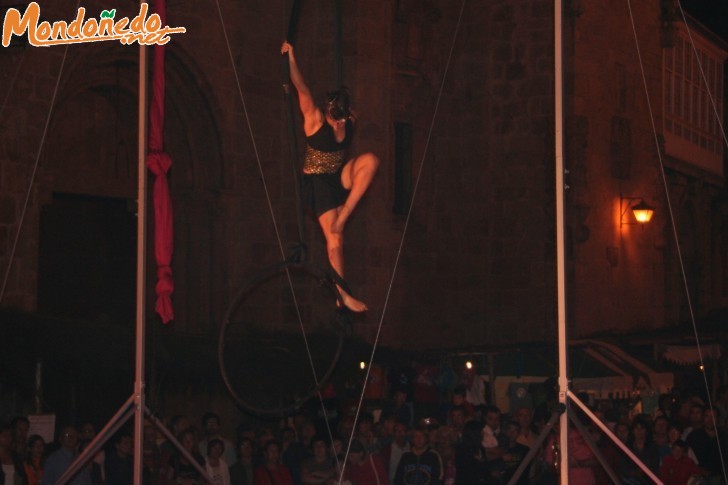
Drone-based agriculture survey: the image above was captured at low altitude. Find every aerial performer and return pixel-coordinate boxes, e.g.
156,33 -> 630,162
281,40 -> 379,313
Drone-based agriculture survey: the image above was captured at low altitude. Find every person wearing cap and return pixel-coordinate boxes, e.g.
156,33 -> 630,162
281,41 -> 379,313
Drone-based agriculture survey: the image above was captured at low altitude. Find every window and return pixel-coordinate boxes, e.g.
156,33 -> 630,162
663,23 -> 726,177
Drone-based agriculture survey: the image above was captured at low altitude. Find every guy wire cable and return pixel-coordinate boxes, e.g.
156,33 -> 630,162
213,0 -> 334,438
0,0 -> 81,304
337,0 -> 468,481
626,1 -> 727,481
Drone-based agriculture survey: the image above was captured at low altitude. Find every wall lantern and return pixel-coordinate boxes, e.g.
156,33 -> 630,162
620,196 -> 654,226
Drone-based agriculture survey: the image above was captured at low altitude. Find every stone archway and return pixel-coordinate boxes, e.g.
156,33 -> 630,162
38,42 -> 226,329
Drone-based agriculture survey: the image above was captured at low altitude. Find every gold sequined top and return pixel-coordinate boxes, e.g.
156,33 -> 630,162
302,119 -> 352,174
303,146 -> 346,174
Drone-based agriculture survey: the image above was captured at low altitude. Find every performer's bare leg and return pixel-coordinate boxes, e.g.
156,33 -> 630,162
318,209 -> 367,312
331,152 -> 379,234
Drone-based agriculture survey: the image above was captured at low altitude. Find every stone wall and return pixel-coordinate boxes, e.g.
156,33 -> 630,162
0,0 -> 725,356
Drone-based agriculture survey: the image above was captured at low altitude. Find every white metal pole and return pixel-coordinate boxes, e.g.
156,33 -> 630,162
554,0 -> 569,482
133,40 -> 149,484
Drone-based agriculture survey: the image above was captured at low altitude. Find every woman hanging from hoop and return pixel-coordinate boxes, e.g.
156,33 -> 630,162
281,41 -> 379,313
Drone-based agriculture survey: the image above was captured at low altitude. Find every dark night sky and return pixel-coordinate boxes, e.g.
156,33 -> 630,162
681,0 -> 728,41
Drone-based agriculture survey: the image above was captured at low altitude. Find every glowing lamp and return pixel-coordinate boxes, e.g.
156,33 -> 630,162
631,200 -> 654,223
620,195 -> 655,227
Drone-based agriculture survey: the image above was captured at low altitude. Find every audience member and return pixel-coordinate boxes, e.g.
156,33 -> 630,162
105,432 -> 133,485
229,437 -> 255,485
497,421 -> 530,485
450,386 -> 474,419
673,398 -> 693,430
11,416 -> 30,460
447,406 -> 466,444
199,413 -> 237,467
618,416 -> 660,483
342,440 -> 389,485
24,434 -> 46,485
714,386 -> 728,432
393,425 -> 443,485
514,407 -> 536,450
42,425 -> 92,485
655,393 -> 676,420
454,420 -> 489,483
205,438 -> 231,485
355,412 -> 381,454
682,403 -> 705,440
615,421 -> 630,443
282,420 -> 316,484
79,422 -> 104,484
544,423 -> 597,484
380,421 -> 410,482
161,415 -> 191,457
481,405 -> 504,462
660,439 -> 704,485
300,435 -> 336,484
377,412 -> 397,448
254,440 -> 293,485
693,407 -> 725,482
142,420 -> 163,484
434,439 -> 456,485
660,421 -> 698,464
652,415 -> 669,448
164,429 -> 206,485
1,423 -> 24,485
387,389 -> 414,429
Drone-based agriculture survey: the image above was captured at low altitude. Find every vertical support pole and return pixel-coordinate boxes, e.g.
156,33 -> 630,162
134,40 -> 149,484
553,0 -> 569,482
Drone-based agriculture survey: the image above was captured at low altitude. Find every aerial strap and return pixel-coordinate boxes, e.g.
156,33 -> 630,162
334,0 -> 343,88
282,0 -> 307,262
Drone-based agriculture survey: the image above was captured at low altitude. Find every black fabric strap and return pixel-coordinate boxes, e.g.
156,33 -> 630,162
282,0 -> 307,250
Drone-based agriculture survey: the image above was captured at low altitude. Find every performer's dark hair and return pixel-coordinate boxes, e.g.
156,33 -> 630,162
325,87 -> 350,121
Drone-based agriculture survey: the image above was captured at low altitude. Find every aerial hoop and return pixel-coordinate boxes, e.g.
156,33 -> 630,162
215,0 -> 359,418
218,260 -> 348,416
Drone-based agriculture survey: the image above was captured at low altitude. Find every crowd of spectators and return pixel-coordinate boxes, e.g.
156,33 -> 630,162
2,381 -> 728,484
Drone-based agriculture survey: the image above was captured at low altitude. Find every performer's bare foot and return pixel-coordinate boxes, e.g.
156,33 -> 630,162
340,290 -> 367,312
331,206 -> 351,234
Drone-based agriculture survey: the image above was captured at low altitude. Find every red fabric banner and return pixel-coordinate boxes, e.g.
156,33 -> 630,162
146,0 -> 174,323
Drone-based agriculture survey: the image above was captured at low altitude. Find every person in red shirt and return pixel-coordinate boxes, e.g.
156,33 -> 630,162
254,440 -> 294,485
343,440 -> 389,484
660,440 -> 705,485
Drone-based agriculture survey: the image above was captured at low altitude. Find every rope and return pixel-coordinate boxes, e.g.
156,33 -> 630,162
338,0 -> 468,481
625,1 -> 727,481
0,39 -> 74,304
213,0 -> 339,460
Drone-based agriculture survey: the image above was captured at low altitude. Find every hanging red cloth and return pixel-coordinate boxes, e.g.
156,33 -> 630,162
146,0 -> 174,323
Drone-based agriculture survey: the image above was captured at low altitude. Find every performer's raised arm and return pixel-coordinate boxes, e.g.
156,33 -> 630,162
281,41 -> 321,134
